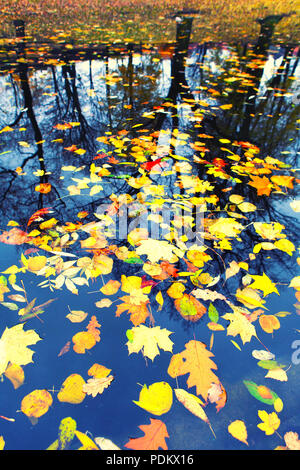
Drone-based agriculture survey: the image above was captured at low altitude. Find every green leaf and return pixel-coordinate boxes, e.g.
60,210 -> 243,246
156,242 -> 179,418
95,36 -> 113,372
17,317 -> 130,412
208,303 -> 219,323
58,417 -> 77,450
126,329 -> 134,343
257,360 -> 286,370
243,380 -> 278,405
123,257 -> 144,264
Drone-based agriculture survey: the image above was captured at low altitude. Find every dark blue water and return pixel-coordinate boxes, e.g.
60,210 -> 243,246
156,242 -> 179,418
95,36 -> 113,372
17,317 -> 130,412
0,37 -> 299,451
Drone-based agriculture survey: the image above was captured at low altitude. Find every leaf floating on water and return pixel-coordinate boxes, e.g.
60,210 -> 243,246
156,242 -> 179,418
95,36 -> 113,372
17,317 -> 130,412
82,375 -> 114,397
174,388 -> 216,438
126,325 -> 174,361
124,418 -> 169,450
4,363 -> 25,389
265,369 -> 288,382
228,420 -> 248,445
57,374 -> 86,404
66,309 -> 88,323
133,381 -> 173,416
252,350 -> 275,361
94,436 -> 121,450
0,324 -> 42,375
74,430 -> 99,450
21,389 -> 53,422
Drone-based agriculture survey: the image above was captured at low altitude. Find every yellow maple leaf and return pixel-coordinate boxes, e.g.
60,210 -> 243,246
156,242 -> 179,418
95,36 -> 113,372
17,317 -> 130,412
0,324 -> 41,375
222,306 -> 257,344
126,325 -> 174,361
248,273 -> 279,297
136,239 -> 183,263
257,410 -> 280,435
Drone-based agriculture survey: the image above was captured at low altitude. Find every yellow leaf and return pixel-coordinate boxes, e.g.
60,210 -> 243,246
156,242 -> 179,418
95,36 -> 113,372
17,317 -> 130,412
95,298 -> 112,308
100,280 -> 120,296
57,374 -> 86,404
228,420 -> 248,445
274,397 -> 284,412
231,340 -> 242,351
257,410 -> 280,435
74,430 -> 99,450
155,291 -> 164,310
249,273 -> 279,297
88,363 -> 111,379
274,239 -> 295,256
133,381 -> 173,416
0,436 -> 4,450
222,306 -> 257,344
126,325 -> 173,361
207,322 -> 225,331
90,185 -> 103,196
21,389 -> 53,419
4,363 -> 25,389
72,331 -> 96,354
167,282 -> 185,299
0,324 -> 41,375
174,388 -> 216,436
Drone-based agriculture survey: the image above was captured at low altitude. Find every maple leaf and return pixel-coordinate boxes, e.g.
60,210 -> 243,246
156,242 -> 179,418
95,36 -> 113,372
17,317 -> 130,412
125,419 -> 169,450
126,325 -> 174,361
135,238 -> 183,263
208,217 -> 244,239
248,273 -> 279,297
248,175 -> 273,196
0,324 -> 41,375
257,410 -> 280,435
284,432 -> 300,450
116,297 -> 149,326
167,340 -> 224,405
222,305 -> 257,344
82,375 -> 114,397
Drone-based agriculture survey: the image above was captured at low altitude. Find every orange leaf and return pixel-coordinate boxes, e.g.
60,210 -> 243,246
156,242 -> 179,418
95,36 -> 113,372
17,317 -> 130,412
125,419 -> 169,450
86,315 -> 101,342
168,340 -> 225,407
259,314 -> 280,334
100,280 -> 121,296
248,176 -> 272,196
174,294 -> 206,322
35,183 -> 52,194
72,331 -> 96,354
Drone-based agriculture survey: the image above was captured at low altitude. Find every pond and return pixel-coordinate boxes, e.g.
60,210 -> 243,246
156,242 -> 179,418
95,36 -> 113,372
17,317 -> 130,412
0,13 -> 299,451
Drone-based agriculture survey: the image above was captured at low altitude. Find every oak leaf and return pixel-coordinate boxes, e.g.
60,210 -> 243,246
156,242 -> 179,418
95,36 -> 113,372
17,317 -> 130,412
82,375 -> 114,397
125,419 -> 169,450
167,340 -> 224,405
